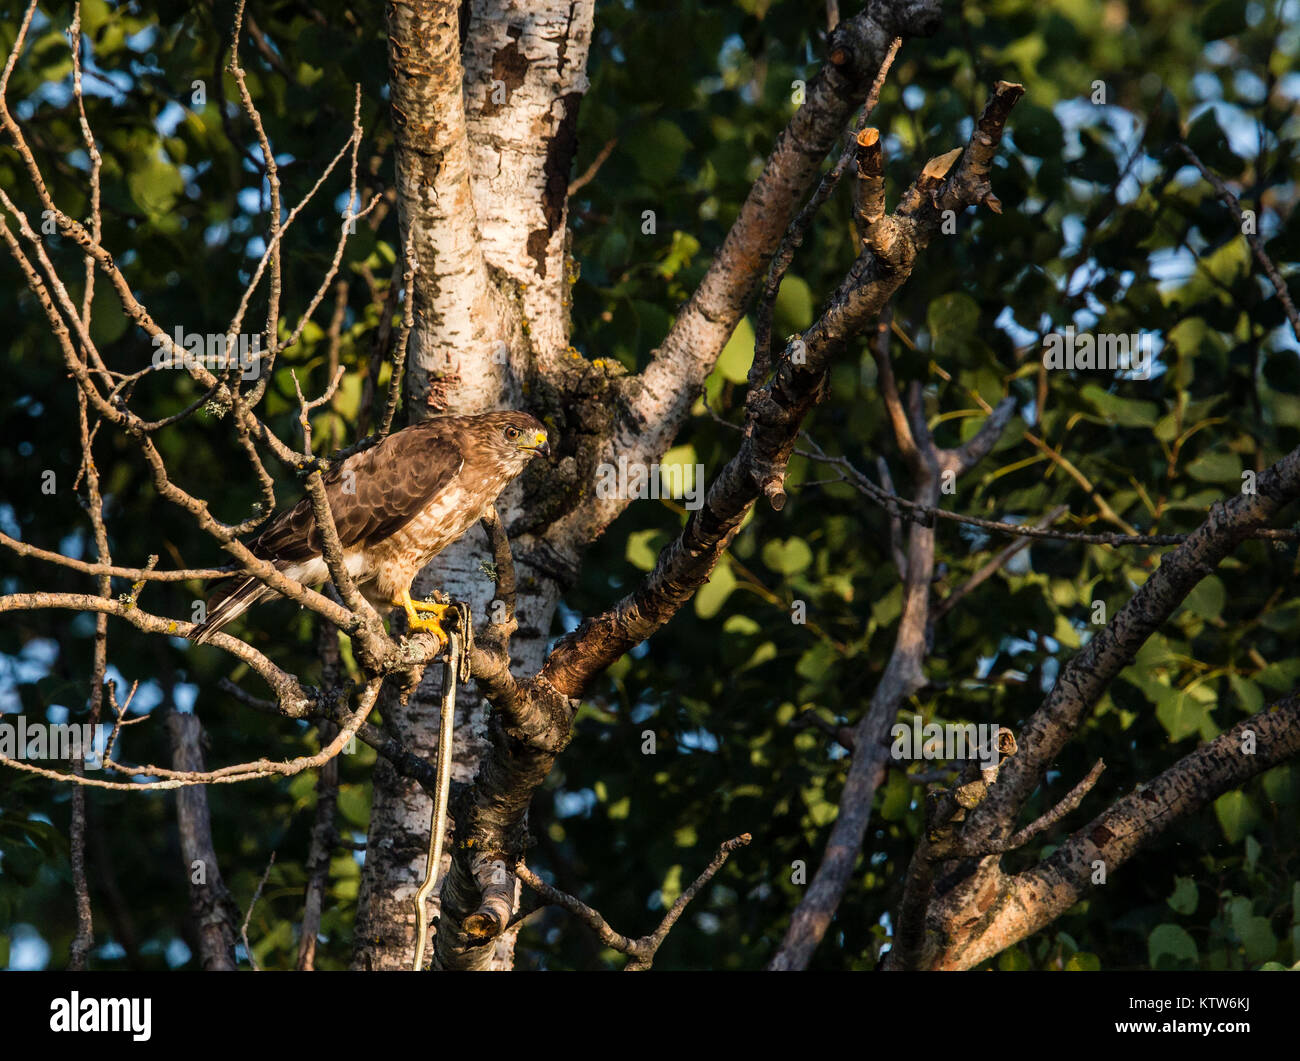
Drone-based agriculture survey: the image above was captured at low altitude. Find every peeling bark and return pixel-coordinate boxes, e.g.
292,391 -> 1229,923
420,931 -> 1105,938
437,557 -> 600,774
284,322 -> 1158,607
387,0 -> 517,416
357,0 -> 593,971
462,0 -> 594,370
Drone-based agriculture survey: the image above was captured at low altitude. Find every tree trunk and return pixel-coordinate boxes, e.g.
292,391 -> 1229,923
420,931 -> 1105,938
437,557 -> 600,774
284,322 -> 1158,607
351,0 -> 594,971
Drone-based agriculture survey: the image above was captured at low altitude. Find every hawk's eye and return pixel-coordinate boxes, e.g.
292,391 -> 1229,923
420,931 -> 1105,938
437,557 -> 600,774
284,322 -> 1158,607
504,426 -> 521,442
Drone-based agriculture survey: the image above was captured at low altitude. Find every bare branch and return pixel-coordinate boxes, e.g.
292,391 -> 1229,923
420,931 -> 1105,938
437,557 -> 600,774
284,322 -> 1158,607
517,833 -> 751,970
916,696 -> 1300,969
566,137 -> 618,199
961,440 -> 1300,852
1177,142 -> 1300,345
998,758 -> 1106,853
751,37 -> 902,389
0,593 -> 312,716
933,505 -> 1070,620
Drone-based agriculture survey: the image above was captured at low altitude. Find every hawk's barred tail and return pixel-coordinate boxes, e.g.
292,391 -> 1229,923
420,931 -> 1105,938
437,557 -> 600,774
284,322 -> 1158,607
190,577 -> 274,644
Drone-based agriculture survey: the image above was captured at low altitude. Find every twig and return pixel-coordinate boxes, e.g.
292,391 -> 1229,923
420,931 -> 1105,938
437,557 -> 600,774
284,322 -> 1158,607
228,0 -> 282,366
567,137 -> 618,197
469,506 -> 523,709
299,619 -> 342,971
358,258 -> 403,438
378,233 -> 417,438
1,592 -> 312,715
102,679 -> 144,764
790,709 -> 855,751
749,36 -> 903,388
934,505 -> 1070,619
997,758 -> 1106,853
241,850 -> 277,971
517,833 -> 751,970
795,446 -> 1300,546
876,456 -> 908,579
1177,142 -> 1300,345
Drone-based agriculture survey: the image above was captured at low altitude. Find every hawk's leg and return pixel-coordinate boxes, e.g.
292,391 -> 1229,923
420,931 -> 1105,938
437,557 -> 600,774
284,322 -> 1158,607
394,589 -> 453,650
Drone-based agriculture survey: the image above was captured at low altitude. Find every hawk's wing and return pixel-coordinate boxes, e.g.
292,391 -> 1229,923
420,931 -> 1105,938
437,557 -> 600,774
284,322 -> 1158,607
251,420 -> 464,564
191,420 -> 466,644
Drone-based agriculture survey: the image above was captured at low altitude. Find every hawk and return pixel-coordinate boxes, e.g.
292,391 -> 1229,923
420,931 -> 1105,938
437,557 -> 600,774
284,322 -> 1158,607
191,411 -> 550,647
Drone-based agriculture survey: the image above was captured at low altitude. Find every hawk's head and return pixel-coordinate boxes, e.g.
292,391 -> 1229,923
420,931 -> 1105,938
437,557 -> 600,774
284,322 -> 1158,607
473,411 -> 551,472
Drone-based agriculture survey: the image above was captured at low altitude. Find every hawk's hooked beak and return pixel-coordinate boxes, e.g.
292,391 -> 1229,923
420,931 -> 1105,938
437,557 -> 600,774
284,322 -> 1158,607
524,430 -> 551,458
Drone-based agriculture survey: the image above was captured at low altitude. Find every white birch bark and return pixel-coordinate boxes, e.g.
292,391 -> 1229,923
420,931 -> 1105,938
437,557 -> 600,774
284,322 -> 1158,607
352,0 -> 594,971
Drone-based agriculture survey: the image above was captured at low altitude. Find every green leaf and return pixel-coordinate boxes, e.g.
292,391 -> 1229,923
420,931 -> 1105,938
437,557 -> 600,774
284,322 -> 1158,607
716,317 -> 756,383
1156,686 -> 1212,742
660,444 -> 700,502
1185,450 -> 1242,484
1182,575 -> 1226,619
927,292 -> 980,358
761,537 -> 813,576
1148,923 -> 1198,968
1214,790 -> 1259,843
740,641 -> 777,671
0,844 -> 41,885
1053,613 -> 1082,649
1065,952 -> 1101,971
631,299 -> 674,348
723,615 -> 761,636
694,558 -> 737,619
1080,384 -> 1159,428
795,640 -> 838,682
880,770 -> 911,821
1185,111 -> 1247,180
626,529 -> 665,572
627,119 -> 690,184
775,275 -> 814,330
1228,674 -> 1264,715
656,231 -> 701,278
1200,0 -> 1248,40
127,150 -> 184,220
89,283 -> 129,346
1012,102 -> 1065,158
872,583 -> 903,627
1167,876 -> 1198,915
658,863 -> 683,908
1237,915 -> 1277,964
1254,658 -> 1300,691
337,785 -> 370,828
1262,764 -> 1295,803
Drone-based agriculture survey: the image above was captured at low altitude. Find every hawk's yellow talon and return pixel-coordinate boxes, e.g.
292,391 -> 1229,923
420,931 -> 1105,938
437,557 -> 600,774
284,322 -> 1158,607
394,589 -> 450,648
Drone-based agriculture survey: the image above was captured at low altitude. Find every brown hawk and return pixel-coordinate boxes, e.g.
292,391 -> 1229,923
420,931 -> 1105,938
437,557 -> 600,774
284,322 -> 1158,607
191,411 -> 550,646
